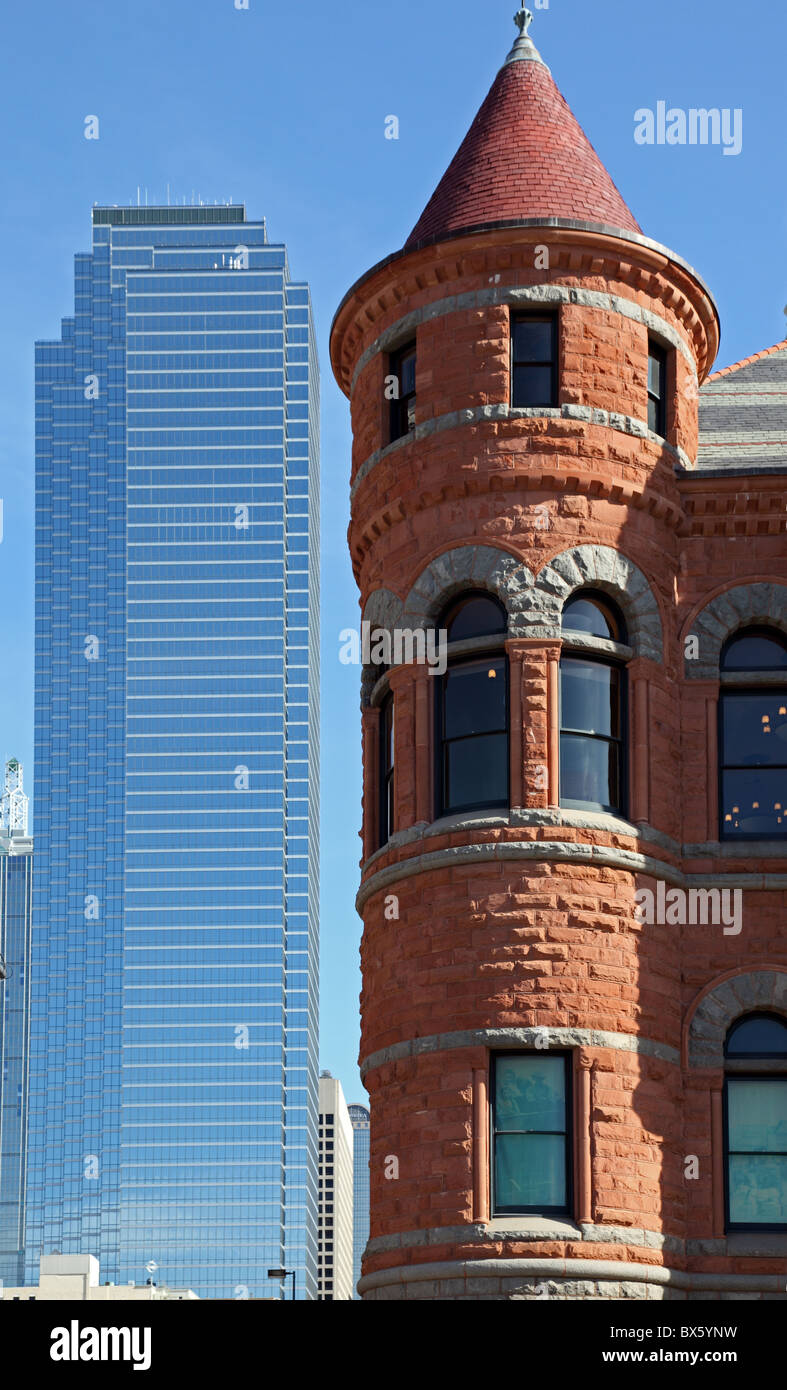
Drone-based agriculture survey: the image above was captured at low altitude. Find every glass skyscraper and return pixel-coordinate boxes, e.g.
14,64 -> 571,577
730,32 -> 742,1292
0,759 -> 33,1287
348,1103 -> 370,1299
27,205 -> 320,1299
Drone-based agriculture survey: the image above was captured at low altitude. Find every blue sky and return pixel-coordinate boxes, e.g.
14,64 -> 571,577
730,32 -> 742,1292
0,0 -> 784,1108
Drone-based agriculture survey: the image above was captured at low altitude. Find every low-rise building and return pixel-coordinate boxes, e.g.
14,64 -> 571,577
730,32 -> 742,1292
1,1253 -> 198,1300
317,1074 -> 354,1300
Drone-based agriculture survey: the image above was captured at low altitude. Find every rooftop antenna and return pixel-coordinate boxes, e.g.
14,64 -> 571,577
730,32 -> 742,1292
137,185 -> 141,206
1,757 -> 29,838
167,182 -> 170,206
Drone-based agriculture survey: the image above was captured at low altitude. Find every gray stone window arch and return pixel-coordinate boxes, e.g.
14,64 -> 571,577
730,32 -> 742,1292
684,583 -> 787,681
688,971 -> 787,1070
531,545 -> 663,662
401,545 -> 533,634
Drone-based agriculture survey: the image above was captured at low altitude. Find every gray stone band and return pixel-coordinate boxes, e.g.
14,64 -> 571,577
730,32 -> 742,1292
360,1025 -> 681,1081
350,401 -> 694,502
357,1257 -> 787,1297
363,807 -> 680,872
356,838 -> 787,914
366,1222 -> 683,1257
349,283 -> 699,395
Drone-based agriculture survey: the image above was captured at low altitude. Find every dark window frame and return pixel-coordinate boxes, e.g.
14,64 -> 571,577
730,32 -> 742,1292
511,312 -> 559,409
490,1051 -> 573,1218
379,691 -> 394,848
434,593 -> 510,819
389,340 -> 417,443
559,655 -> 628,817
721,627 -> 787,673
723,1072 -> 787,1234
435,653 -> 510,818
444,590 -> 508,644
723,678 -> 787,839
726,1013 -> 787,1061
562,592 -> 627,646
647,339 -> 668,437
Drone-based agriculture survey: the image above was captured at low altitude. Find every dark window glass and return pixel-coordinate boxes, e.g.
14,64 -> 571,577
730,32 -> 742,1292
389,342 -> 416,442
442,593 -> 507,644
438,657 -> 508,815
512,316 -> 557,408
379,694 -> 394,847
726,1015 -> 787,1059
720,694 -> 787,840
560,659 -> 624,813
647,342 -> 667,435
492,1054 -> 571,1214
722,630 -> 787,672
562,593 -> 624,643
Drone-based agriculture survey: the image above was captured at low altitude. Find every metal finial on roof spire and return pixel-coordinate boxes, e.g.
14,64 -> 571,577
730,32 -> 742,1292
514,7 -> 533,35
505,5 -> 550,70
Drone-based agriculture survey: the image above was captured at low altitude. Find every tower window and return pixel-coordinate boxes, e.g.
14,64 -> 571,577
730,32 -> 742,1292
492,1053 -> 572,1215
724,1013 -> 787,1231
559,592 -> 627,815
647,341 -> 667,436
719,628 -> 787,840
389,341 -> 416,442
511,314 -> 558,408
435,593 -> 509,817
379,693 -> 394,847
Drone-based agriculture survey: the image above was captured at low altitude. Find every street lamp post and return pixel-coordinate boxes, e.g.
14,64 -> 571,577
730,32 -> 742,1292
267,1267 -> 296,1301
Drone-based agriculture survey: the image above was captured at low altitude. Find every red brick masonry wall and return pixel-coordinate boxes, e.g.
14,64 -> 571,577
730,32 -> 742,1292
331,221 -> 787,1300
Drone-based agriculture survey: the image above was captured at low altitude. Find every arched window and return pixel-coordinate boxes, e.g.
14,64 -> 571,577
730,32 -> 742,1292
435,593 -> 508,817
559,592 -> 627,815
720,627 -> 787,840
724,1012 -> 787,1231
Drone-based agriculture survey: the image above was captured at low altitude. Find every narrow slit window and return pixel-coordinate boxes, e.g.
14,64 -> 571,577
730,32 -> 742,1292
512,315 -> 557,408
647,341 -> 667,436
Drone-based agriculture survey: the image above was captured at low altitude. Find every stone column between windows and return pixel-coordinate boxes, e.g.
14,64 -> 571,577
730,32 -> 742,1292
388,664 -> 419,834
547,650 -> 561,809
629,659 -> 650,824
361,704 -> 380,861
506,642 -> 524,810
509,638 -> 561,811
472,1066 -> 490,1222
575,1050 -> 594,1225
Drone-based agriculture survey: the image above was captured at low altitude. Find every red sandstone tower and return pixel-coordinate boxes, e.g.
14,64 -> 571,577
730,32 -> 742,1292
331,11 -> 787,1300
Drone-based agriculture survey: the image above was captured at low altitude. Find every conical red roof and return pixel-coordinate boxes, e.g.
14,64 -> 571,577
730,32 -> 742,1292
406,43 -> 640,247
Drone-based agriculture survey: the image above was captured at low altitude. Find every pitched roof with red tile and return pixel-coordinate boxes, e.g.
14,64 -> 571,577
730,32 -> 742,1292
406,25 -> 641,248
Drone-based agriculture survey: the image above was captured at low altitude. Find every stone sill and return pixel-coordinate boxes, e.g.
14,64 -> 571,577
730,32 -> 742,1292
484,1216 -> 582,1240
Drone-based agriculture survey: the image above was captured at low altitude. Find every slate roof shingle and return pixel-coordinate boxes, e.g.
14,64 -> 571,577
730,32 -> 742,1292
697,341 -> 787,475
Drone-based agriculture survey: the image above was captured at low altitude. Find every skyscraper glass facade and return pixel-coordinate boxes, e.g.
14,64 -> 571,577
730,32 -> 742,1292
0,823 -> 33,1287
28,206 -> 320,1299
348,1103 -> 370,1299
